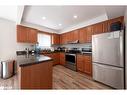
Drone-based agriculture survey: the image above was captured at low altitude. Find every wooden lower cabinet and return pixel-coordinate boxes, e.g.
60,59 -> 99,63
60,52 -> 65,65
18,61 -> 53,89
52,53 -> 60,65
43,53 -> 60,65
77,54 -> 92,76
44,52 -> 65,65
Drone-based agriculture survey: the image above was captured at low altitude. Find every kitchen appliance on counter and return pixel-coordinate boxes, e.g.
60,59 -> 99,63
81,47 -> 92,54
16,50 -> 36,56
92,30 -> 125,89
65,48 -> 80,71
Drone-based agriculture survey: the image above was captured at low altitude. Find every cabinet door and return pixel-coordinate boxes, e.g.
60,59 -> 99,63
60,33 -> 67,44
103,21 -> 109,33
52,34 -> 60,45
108,16 -> 124,31
79,28 -> 87,43
66,32 -> 70,43
64,33 -> 68,44
77,54 -> 84,72
84,55 -> 92,76
92,22 -> 103,35
19,61 -> 52,89
27,28 -> 37,43
69,31 -> 74,42
86,26 -> 92,42
67,31 -> 73,42
60,35 -> 63,44
73,30 -> 79,41
17,25 -> 28,42
60,53 -> 65,65
66,32 -> 69,42
53,53 -> 60,65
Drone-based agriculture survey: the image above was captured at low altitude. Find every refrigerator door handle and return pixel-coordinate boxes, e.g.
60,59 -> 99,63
120,31 -> 124,67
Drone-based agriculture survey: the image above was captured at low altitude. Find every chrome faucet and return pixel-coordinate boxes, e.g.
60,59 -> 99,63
25,48 -> 29,54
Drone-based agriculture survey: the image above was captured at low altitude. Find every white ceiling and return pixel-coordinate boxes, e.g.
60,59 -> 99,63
22,6 -> 106,31
22,6 -> 126,32
0,6 -> 17,22
0,5 -> 125,33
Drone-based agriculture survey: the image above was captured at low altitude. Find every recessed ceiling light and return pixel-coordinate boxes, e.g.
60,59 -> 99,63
42,17 -> 46,20
73,15 -> 78,19
58,24 -> 62,26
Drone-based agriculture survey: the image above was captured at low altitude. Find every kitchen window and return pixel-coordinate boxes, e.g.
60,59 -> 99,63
37,33 -> 51,48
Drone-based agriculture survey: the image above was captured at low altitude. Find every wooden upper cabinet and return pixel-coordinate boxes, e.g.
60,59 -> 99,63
61,30 -> 79,44
27,28 -> 37,43
102,21 -> 109,33
52,33 -> 60,45
60,34 -> 63,44
60,34 -> 66,44
65,32 -> 69,43
65,31 -> 72,43
79,28 -> 87,43
86,26 -> 92,42
92,22 -> 103,35
73,30 -> 79,41
67,30 -> 79,42
17,25 -> 37,43
69,32 -> 73,42
60,16 -> 124,44
79,26 -> 92,43
17,25 -> 28,42
108,16 -> 124,31
61,33 -> 68,44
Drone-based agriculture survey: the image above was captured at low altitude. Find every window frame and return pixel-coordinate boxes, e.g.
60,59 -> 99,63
37,31 -> 52,47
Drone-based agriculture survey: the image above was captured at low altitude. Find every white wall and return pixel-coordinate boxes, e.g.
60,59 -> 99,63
0,18 -> 34,61
124,7 -> 127,89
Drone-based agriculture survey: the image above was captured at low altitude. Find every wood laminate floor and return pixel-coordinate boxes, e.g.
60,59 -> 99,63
53,65 -> 112,89
0,65 -> 112,89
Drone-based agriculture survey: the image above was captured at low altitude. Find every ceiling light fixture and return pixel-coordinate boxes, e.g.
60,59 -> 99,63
73,15 -> 78,19
42,16 -> 46,20
58,24 -> 62,26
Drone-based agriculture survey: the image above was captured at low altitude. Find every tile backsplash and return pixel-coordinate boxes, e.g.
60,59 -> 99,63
16,43 -> 36,51
52,43 -> 92,50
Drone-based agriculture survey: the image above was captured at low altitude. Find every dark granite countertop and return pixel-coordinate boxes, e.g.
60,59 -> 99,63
77,52 -> 92,55
39,51 -> 92,55
16,54 -> 53,67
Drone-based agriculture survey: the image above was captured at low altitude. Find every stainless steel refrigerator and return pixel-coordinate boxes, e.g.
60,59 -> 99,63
92,30 -> 125,89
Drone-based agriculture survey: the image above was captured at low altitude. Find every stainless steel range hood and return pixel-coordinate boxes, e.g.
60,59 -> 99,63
67,40 -> 79,44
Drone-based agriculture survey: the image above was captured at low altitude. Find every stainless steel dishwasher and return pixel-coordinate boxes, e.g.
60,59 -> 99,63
0,60 -> 15,79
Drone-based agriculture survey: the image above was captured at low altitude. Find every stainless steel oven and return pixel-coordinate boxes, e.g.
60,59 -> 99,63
65,53 -> 77,71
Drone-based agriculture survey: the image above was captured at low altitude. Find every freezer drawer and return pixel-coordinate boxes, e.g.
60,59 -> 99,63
93,63 -> 124,89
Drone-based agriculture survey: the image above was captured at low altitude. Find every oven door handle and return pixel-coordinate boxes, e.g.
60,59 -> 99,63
65,53 -> 76,56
